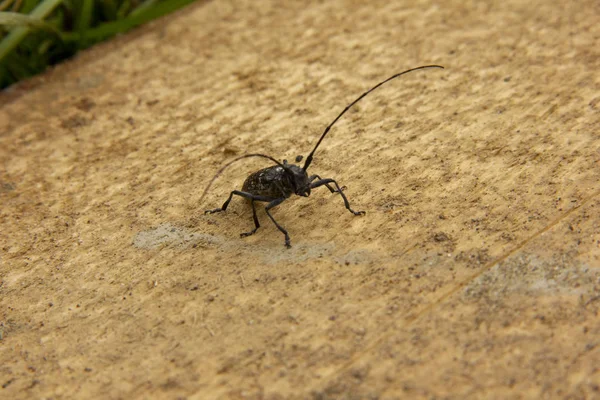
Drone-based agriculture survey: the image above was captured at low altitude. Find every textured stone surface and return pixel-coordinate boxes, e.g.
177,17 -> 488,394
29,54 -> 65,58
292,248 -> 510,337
1,0 -> 599,398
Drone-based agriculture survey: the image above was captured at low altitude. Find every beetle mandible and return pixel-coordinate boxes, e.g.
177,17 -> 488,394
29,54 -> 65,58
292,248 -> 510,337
201,65 -> 444,248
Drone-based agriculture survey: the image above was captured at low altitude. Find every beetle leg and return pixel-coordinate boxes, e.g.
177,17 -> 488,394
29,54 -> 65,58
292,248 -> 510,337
240,200 -> 260,238
264,197 -> 291,248
205,190 -> 253,214
205,191 -> 274,238
310,178 -> 365,216
308,174 -> 340,193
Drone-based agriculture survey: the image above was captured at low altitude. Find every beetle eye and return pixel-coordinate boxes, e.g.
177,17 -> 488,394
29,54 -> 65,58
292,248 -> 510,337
295,155 -> 303,163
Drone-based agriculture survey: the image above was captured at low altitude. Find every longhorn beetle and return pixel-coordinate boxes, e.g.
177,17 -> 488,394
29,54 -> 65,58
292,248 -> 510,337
201,65 -> 444,248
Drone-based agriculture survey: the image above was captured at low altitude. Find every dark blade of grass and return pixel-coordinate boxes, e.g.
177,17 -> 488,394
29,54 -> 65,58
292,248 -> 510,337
0,11 -> 61,33
117,1 -> 132,20
0,0 -> 63,62
76,0 -> 94,31
20,0 -> 40,14
0,0 -> 202,89
75,0 -> 94,49
100,0 -> 118,21
62,0 -> 198,43
129,0 -> 158,17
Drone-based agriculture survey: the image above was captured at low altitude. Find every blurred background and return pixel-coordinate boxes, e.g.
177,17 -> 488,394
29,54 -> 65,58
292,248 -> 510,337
0,0 -> 197,89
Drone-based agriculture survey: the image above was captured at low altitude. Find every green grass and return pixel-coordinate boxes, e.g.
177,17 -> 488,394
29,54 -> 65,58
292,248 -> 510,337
0,0 -> 199,89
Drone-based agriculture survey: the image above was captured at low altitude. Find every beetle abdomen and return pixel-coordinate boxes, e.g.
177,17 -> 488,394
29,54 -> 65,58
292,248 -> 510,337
242,165 -> 292,199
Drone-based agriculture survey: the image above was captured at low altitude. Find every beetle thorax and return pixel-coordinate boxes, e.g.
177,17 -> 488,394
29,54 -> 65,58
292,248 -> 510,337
284,164 -> 311,197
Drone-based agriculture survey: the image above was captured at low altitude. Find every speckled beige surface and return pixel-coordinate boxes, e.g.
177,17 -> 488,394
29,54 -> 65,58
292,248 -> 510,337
1,0 -> 599,398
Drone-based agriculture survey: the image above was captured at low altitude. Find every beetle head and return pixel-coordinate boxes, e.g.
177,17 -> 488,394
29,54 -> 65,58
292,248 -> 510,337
282,159 -> 311,197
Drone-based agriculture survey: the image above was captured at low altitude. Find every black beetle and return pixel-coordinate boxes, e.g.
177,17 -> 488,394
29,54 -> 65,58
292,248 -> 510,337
201,65 -> 444,247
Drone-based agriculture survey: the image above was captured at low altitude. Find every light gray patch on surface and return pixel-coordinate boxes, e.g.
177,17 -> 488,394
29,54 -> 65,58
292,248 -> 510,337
133,223 -> 222,249
334,249 -> 377,266
464,253 -> 600,300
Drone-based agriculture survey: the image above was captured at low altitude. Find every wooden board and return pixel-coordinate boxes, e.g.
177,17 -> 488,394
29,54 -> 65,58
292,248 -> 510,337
1,0 -> 599,398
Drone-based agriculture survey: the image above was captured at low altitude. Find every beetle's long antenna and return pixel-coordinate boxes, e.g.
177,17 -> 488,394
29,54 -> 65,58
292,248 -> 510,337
302,65 -> 444,171
199,153 -> 284,205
